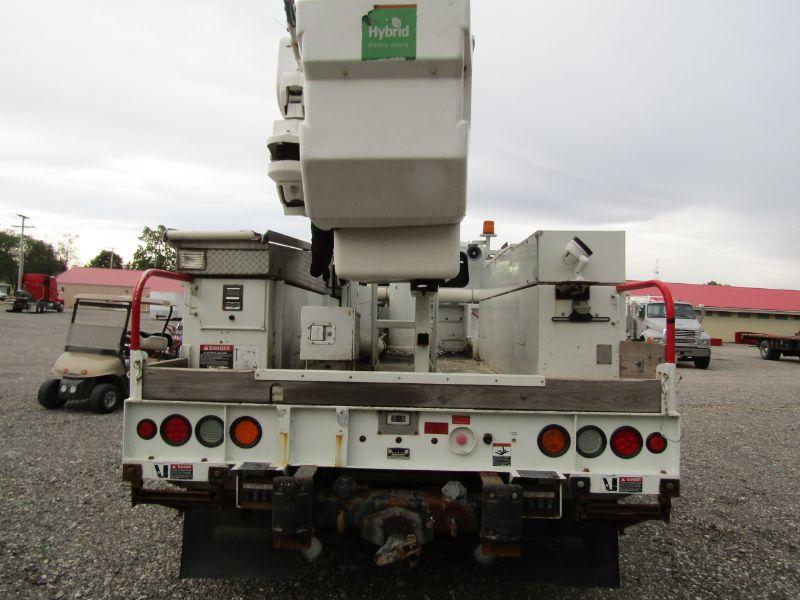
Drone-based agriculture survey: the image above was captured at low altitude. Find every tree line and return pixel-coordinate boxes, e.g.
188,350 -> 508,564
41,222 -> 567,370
0,225 -> 176,286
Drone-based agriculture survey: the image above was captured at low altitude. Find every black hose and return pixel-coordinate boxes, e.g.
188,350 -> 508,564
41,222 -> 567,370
310,223 -> 333,281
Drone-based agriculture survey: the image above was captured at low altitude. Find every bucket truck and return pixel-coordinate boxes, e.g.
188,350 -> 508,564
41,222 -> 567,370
120,1 -> 680,585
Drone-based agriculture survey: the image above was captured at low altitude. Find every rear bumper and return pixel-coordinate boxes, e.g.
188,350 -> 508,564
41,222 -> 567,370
122,463 -> 679,556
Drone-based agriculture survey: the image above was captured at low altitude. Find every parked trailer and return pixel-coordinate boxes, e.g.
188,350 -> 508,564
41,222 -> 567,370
735,331 -> 800,361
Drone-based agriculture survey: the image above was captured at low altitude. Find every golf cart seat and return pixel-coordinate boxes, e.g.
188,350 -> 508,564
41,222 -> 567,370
140,335 -> 169,353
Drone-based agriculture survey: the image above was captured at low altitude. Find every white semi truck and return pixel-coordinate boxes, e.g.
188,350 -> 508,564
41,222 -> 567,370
627,295 -> 711,369
120,1 -> 680,585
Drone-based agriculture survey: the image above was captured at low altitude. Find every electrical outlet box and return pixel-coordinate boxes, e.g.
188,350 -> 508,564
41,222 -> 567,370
300,306 -> 359,361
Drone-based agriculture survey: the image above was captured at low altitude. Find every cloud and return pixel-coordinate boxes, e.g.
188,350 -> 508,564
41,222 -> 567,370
0,1 -> 798,289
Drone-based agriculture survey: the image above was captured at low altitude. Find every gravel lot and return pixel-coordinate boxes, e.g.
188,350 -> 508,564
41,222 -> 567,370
0,309 -> 798,599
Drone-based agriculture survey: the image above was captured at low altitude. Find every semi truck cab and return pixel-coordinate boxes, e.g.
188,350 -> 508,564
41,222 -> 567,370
628,297 -> 711,368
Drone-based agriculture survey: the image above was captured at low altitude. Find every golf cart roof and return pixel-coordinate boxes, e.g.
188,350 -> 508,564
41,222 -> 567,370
74,293 -> 174,307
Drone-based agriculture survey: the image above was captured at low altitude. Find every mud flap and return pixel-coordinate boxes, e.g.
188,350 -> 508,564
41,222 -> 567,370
493,521 -> 620,587
180,508 -> 300,579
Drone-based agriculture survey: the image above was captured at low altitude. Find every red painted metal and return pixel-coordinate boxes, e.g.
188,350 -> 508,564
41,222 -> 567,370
424,421 -> 449,435
130,269 -> 192,351
616,280 -> 676,364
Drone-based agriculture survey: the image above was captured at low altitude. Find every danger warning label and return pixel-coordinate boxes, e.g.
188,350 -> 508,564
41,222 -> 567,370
169,464 -> 194,480
619,476 -> 643,493
199,344 -> 233,369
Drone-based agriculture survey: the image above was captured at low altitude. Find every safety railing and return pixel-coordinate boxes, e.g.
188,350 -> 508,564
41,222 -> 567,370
130,269 -> 192,351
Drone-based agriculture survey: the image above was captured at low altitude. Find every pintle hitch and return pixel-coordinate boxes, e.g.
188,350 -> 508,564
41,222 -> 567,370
375,533 -> 422,567
272,465 -> 318,551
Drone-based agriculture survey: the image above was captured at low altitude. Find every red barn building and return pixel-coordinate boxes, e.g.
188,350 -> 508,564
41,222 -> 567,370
57,267 -> 184,308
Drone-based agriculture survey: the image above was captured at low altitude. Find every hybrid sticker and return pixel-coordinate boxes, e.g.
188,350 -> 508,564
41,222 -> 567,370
387,447 -> 411,460
492,442 -> 512,466
169,464 -> 194,480
362,5 -> 417,61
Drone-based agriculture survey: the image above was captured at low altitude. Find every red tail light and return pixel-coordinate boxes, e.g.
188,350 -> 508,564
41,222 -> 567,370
646,432 -> 668,454
610,426 -> 643,459
160,415 -> 192,446
136,419 -> 157,440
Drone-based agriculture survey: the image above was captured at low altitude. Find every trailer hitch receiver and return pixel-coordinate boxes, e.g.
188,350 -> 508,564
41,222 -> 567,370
272,465 -> 317,549
480,473 -> 523,557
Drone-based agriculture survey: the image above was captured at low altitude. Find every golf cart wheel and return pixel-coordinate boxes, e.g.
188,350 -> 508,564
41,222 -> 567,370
693,356 -> 710,369
38,379 -> 67,409
91,383 -> 123,414
759,340 -> 780,361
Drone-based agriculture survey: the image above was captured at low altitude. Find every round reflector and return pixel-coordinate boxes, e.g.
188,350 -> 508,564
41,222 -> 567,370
576,425 -> 606,458
538,425 -> 570,458
646,432 -> 668,454
230,417 -> 262,449
196,415 -> 224,448
136,419 -> 157,440
610,426 -> 643,459
160,415 -> 192,447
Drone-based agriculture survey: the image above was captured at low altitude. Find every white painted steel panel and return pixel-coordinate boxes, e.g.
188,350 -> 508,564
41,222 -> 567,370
481,231 -> 626,291
124,400 -> 679,492
479,285 -> 626,378
182,279 -> 270,369
536,231 -> 625,284
254,369 -> 545,386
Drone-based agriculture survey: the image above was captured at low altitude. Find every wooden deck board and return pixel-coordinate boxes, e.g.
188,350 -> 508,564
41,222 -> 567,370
142,367 -> 661,413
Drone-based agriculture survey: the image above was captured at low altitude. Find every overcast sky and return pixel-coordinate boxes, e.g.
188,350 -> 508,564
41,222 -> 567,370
1,1 -> 798,289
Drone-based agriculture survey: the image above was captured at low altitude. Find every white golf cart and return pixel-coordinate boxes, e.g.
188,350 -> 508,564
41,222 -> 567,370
38,294 -> 178,413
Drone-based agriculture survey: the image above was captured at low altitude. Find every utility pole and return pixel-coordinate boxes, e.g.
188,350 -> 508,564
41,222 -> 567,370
108,247 -> 117,269
654,259 -> 660,280
12,214 -> 33,292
